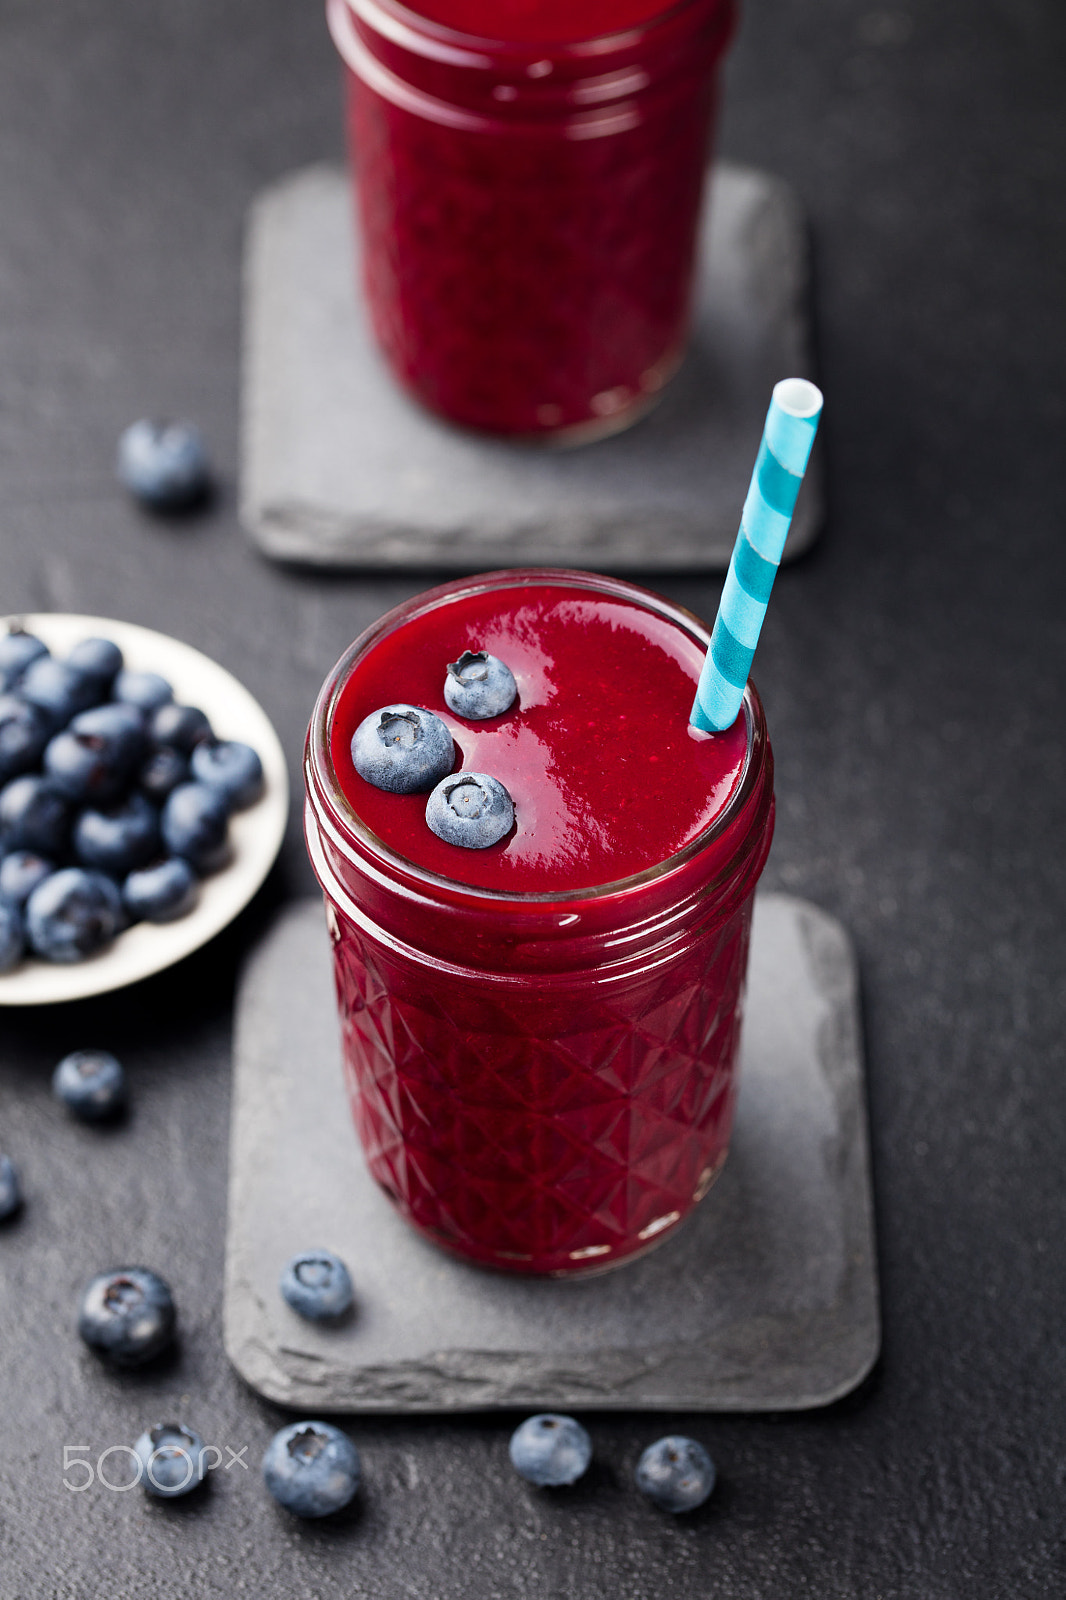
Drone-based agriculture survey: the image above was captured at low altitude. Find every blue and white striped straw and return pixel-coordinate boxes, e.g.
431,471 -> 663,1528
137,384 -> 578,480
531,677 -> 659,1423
691,378 -> 824,733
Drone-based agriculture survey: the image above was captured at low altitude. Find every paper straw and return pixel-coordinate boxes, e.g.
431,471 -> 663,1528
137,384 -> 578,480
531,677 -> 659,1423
691,378 -> 824,733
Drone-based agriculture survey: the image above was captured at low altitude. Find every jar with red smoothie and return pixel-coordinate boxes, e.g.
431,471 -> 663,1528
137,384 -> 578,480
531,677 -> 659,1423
304,569 -> 774,1276
326,0 -> 737,440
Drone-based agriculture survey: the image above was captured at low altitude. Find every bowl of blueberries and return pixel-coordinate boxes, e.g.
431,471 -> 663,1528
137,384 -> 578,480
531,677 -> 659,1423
0,613 -> 288,1004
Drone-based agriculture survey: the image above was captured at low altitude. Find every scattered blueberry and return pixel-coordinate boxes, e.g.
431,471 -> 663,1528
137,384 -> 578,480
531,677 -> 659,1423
123,857 -> 198,923
0,629 -> 49,692
351,704 -> 454,795
189,740 -> 264,811
425,772 -> 514,849
137,745 -> 189,804
66,637 -> 123,694
25,867 -> 124,962
0,1154 -> 22,1220
149,702 -> 213,755
44,704 -> 146,804
262,1421 -> 361,1518
117,419 -> 211,511
77,1266 -> 176,1365
19,655 -> 101,729
74,792 -> 160,876
0,694 -> 51,782
444,650 -> 518,720
134,1422 -> 208,1498
509,1415 -> 592,1487
160,783 -> 229,873
635,1436 -> 715,1513
113,668 -> 173,712
0,775 -> 72,857
0,850 -> 53,907
0,901 -> 24,971
52,1049 -> 127,1121
280,1250 -> 354,1322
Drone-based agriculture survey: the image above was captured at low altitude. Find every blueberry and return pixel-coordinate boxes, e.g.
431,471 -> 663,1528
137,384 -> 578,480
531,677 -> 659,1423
0,850 -> 53,907
149,702 -> 213,755
0,900 -> 24,971
0,775 -> 72,856
77,1266 -> 176,1365
280,1250 -> 354,1321
351,704 -> 454,795
113,668 -> 174,713
509,1415 -> 592,1487
53,1049 -> 127,1121
425,772 -> 514,849
262,1422 -> 361,1518
19,655 -> 102,729
134,1423 -> 208,1498
189,740 -> 264,811
0,1154 -> 22,1220
635,1436 -> 715,1513
74,793 -> 160,876
25,868 -> 124,962
67,637 -> 123,694
444,650 -> 518,720
0,629 -> 49,692
0,694 -> 51,781
160,783 -> 229,873
44,704 -> 146,804
137,746 -> 189,804
117,419 -> 211,511
123,857 -> 198,923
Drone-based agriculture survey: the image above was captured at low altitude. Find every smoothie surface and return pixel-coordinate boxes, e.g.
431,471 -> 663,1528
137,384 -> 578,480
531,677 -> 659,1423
395,0 -> 681,44
330,582 -> 747,894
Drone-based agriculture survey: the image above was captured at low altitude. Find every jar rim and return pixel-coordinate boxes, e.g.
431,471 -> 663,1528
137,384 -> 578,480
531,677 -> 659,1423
305,568 -> 768,910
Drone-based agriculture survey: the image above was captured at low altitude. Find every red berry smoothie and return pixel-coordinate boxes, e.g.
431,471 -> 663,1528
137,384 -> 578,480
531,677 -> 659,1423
305,570 -> 774,1275
327,0 -> 737,439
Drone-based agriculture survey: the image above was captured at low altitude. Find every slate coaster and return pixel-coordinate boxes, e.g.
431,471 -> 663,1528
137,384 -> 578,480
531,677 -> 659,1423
240,163 -> 823,571
224,894 -> 879,1413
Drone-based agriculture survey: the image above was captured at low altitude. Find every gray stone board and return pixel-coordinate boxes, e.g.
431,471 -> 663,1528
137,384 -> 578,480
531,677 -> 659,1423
240,163 -> 823,571
224,893 -> 878,1413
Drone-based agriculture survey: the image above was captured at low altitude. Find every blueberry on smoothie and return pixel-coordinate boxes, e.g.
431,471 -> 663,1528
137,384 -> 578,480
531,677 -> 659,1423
635,1436 -> 715,1513
190,740 -> 264,811
0,850 -> 52,908
425,772 -> 513,849
117,419 -> 211,511
0,629 -> 48,692
123,856 -> 198,923
52,1049 -> 127,1121
19,655 -> 101,729
67,637 -> 123,694
135,1422 -> 208,1498
262,1422 -> 361,1518
77,1267 -> 176,1365
74,793 -> 160,877
351,704 -> 454,795
25,868 -> 124,962
509,1415 -> 592,1487
444,650 -> 517,720
280,1250 -> 354,1322
113,667 -> 174,712
0,775 -> 72,857
0,695 -> 51,782
0,900 -> 24,971
0,1154 -> 22,1220
160,783 -> 229,873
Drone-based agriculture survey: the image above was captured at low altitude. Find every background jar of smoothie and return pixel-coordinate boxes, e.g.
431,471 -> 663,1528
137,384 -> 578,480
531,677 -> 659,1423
326,0 -> 737,441
304,569 -> 775,1276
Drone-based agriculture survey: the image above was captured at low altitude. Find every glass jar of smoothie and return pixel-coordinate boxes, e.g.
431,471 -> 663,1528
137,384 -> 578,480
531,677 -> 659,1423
304,569 -> 774,1276
325,0 -> 737,441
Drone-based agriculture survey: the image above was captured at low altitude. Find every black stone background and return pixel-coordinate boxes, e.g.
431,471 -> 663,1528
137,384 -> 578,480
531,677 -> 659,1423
0,1 -> 1063,1595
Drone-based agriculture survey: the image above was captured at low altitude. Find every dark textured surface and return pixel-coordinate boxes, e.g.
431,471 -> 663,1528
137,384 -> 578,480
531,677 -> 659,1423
0,1 -> 1063,1595
224,896 -> 877,1413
